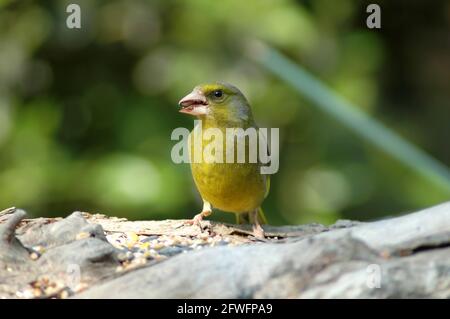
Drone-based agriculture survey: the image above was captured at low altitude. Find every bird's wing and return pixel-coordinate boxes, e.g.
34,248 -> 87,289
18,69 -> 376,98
257,127 -> 271,198
265,175 -> 270,198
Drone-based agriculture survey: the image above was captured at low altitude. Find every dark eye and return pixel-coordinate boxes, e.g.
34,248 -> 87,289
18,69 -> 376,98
213,90 -> 223,98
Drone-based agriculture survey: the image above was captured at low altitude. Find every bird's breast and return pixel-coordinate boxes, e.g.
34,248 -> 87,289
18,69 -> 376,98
188,126 -> 267,213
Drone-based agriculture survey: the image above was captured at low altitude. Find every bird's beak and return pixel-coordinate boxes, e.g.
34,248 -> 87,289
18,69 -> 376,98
178,90 -> 208,116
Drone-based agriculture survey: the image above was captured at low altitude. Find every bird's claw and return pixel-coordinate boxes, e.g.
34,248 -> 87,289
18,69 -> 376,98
252,223 -> 266,240
186,210 -> 212,233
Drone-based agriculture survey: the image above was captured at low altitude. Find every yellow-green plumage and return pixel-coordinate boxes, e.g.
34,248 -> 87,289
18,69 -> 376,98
179,82 -> 269,235
190,124 -> 268,214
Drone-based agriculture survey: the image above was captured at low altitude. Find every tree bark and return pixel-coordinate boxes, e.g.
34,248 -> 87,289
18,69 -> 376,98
1,202 -> 450,298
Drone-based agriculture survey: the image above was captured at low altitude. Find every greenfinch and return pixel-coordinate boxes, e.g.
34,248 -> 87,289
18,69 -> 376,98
178,82 -> 270,238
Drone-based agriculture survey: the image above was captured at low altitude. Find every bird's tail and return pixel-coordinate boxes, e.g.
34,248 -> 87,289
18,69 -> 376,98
257,207 -> 268,224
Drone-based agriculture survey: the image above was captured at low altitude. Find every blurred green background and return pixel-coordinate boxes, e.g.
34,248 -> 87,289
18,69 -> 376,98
0,0 -> 449,225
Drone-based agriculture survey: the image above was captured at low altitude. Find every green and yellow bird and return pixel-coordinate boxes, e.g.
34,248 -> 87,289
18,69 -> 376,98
178,82 -> 270,238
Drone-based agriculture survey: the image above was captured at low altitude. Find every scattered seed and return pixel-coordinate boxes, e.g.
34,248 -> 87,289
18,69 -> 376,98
76,232 -> 90,240
30,252 -> 40,260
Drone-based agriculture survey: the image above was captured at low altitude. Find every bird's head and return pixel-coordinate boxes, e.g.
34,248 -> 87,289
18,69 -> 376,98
178,82 -> 253,124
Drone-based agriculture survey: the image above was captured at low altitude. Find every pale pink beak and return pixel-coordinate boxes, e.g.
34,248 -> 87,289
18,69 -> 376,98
178,90 -> 208,116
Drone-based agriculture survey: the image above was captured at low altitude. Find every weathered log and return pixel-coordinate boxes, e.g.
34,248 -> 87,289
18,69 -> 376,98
1,202 -> 449,298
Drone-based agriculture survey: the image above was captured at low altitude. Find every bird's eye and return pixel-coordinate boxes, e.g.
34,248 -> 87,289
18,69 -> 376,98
213,90 -> 223,98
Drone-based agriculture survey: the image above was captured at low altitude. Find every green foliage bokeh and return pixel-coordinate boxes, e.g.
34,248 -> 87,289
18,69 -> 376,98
0,0 -> 449,224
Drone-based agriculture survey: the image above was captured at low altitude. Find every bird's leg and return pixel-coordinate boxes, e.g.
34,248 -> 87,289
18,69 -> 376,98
235,212 -> 249,224
186,201 -> 212,231
249,209 -> 265,239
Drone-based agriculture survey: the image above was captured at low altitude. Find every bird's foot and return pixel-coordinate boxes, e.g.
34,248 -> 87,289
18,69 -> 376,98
186,210 -> 212,232
248,209 -> 266,240
252,222 -> 266,239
